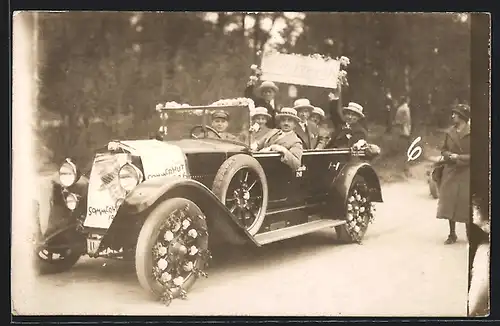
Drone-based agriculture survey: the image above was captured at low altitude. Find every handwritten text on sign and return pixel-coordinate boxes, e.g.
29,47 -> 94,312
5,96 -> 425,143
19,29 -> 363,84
260,53 -> 341,89
407,136 -> 423,161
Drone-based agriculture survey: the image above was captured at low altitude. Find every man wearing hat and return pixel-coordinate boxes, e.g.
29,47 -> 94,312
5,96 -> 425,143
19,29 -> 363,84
328,102 -> 368,148
436,104 -> 470,245
249,106 -> 272,142
251,107 -> 304,171
292,98 -> 327,150
210,110 -> 238,141
245,70 -> 281,129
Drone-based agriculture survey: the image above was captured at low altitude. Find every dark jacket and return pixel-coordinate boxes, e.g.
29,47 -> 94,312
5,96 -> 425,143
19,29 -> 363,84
294,121 -> 327,150
245,84 -> 280,129
328,122 -> 368,148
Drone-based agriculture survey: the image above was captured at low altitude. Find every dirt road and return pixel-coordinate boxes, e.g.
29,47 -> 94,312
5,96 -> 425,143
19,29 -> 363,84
12,180 -> 468,316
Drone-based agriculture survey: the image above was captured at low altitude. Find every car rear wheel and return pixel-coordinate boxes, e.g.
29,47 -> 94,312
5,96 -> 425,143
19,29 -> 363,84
335,175 -> 375,243
212,154 -> 268,235
135,198 -> 210,304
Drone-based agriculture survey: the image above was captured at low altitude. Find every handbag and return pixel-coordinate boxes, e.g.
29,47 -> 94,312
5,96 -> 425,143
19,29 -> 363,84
431,161 -> 445,185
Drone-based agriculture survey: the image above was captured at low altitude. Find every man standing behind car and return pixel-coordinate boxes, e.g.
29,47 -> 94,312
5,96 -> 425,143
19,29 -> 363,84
244,65 -> 281,129
251,107 -> 304,170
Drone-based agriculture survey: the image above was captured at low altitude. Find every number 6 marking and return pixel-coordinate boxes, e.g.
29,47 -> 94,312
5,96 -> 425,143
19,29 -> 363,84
407,136 -> 423,162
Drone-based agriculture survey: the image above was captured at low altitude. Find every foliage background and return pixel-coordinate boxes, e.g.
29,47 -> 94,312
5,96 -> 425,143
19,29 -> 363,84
31,12 -> 470,178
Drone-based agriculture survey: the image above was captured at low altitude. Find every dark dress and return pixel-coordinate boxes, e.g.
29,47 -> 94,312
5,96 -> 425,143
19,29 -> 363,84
245,84 -> 280,129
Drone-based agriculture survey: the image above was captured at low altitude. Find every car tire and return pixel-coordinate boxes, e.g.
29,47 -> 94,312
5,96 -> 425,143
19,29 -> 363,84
212,154 -> 268,236
135,198 -> 210,301
335,175 -> 373,244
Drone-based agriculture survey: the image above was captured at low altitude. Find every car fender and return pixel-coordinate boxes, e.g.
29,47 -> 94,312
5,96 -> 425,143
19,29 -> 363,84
329,162 -> 383,216
117,176 -> 258,246
36,174 -> 89,239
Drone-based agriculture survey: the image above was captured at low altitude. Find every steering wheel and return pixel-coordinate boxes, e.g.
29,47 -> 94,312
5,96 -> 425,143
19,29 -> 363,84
190,125 -> 222,139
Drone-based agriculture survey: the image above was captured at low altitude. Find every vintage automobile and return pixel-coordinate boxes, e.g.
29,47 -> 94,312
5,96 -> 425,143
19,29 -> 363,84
34,99 -> 383,304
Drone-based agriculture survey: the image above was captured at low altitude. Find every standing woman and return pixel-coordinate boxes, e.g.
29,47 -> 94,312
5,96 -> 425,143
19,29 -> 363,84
437,104 -> 471,244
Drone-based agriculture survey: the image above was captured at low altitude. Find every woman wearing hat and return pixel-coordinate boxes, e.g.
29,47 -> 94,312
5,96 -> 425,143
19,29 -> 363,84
328,102 -> 368,148
310,106 -> 332,150
245,68 -> 281,129
249,106 -> 272,142
251,107 -> 304,171
436,104 -> 471,244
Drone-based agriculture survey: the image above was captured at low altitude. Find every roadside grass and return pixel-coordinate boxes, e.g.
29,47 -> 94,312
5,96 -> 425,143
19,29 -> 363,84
368,123 -> 445,184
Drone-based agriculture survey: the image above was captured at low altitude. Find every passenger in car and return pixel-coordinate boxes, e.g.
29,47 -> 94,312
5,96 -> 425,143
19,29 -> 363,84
292,98 -> 327,150
309,106 -> 331,149
251,107 -> 304,170
327,102 -> 368,148
210,110 -> 238,141
249,106 -> 272,142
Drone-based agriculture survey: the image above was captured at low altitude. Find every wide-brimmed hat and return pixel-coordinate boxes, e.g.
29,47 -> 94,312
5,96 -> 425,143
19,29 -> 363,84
257,81 -> 279,94
251,106 -> 271,119
212,110 -> 230,120
276,107 -> 300,122
452,104 -> 470,121
311,107 -> 325,119
343,102 -> 365,118
292,98 -> 314,112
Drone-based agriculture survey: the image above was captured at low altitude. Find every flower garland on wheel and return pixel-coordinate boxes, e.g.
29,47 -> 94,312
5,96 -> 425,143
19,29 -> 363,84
151,205 -> 212,306
344,186 -> 376,243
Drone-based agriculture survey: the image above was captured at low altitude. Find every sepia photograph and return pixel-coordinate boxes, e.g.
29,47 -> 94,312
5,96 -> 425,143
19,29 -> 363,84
11,11 -> 489,317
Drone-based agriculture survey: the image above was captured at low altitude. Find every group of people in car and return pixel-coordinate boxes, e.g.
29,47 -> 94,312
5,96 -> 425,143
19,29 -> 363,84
205,74 -> 370,171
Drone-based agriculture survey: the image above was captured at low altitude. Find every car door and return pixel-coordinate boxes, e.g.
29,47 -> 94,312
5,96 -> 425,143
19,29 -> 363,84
302,148 -> 352,205
253,152 -> 304,210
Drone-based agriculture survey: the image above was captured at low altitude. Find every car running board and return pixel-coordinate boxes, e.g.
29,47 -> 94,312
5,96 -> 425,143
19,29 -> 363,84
254,219 -> 346,246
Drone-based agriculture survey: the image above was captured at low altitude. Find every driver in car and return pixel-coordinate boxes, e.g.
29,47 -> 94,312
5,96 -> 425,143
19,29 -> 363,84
210,110 -> 238,141
251,107 -> 304,170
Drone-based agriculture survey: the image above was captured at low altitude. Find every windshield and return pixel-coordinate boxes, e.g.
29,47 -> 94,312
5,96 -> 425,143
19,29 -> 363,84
157,105 -> 251,146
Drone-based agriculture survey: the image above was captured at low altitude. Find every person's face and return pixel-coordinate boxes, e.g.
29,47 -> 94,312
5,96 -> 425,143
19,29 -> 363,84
261,88 -> 276,102
297,108 -> 310,122
279,117 -> 295,132
211,118 -> 228,132
310,114 -> 321,125
451,112 -> 465,126
253,115 -> 268,126
344,111 -> 360,124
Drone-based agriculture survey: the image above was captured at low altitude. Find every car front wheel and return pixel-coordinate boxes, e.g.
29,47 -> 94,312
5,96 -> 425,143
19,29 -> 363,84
335,175 -> 375,243
135,198 -> 210,304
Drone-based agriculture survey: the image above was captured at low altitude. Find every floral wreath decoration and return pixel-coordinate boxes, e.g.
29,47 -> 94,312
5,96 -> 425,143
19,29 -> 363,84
151,204 -> 212,306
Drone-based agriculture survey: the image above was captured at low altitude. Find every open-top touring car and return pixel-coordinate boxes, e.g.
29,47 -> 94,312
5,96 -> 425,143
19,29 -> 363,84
34,96 -> 383,304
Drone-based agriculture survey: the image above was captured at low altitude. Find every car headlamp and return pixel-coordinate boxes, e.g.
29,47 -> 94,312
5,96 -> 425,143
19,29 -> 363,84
59,158 -> 79,187
64,192 -> 79,211
118,163 -> 143,192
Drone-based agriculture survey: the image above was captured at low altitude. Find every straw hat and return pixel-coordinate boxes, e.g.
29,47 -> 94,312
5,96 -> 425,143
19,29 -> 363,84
343,102 -> 365,118
251,106 -> 271,119
276,107 -> 300,122
292,98 -> 314,112
311,107 -> 325,119
257,81 -> 279,94
212,110 -> 230,120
